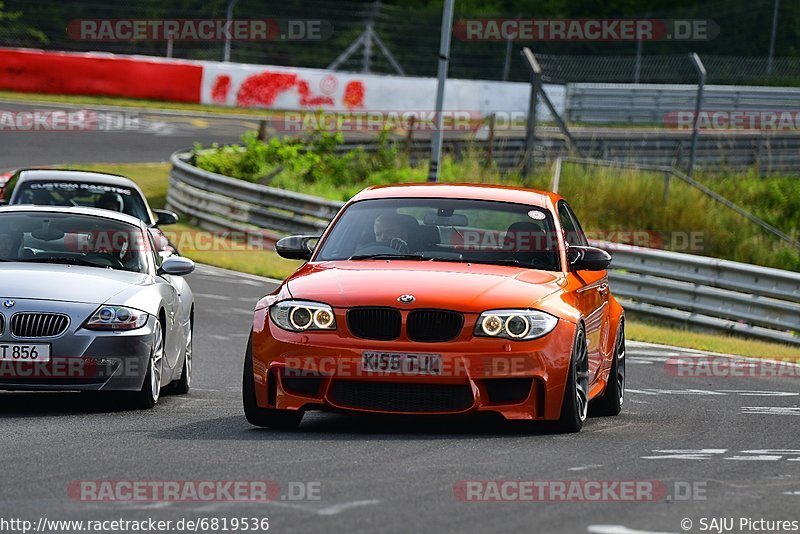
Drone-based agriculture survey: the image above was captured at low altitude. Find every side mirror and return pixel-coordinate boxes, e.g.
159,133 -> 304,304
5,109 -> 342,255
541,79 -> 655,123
153,209 -> 179,226
568,245 -> 612,271
275,235 -> 318,261
158,256 -> 195,276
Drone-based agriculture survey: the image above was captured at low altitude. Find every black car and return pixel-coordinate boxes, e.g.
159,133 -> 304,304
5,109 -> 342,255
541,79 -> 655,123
3,169 -> 180,257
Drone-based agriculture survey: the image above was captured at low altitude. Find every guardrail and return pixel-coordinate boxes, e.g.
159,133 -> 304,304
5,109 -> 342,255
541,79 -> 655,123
565,84 -> 800,124
168,151 -> 799,345
333,131 -> 800,174
167,150 -> 343,242
594,241 -> 800,346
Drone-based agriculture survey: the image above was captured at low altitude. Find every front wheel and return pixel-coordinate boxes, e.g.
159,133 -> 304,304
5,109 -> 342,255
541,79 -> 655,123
592,322 -> 625,417
166,318 -> 192,395
131,318 -> 164,409
555,324 -> 589,433
242,333 -> 303,429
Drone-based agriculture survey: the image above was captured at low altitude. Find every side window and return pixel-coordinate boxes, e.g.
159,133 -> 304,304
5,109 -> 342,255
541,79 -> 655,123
557,201 -> 588,247
147,229 -> 162,270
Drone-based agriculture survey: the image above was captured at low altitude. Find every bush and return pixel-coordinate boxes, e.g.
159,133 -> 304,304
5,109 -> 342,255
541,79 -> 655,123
193,129 -> 800,271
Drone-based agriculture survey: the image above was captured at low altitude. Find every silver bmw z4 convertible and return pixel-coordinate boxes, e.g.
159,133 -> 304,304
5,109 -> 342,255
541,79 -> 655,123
0,205 -> 195,408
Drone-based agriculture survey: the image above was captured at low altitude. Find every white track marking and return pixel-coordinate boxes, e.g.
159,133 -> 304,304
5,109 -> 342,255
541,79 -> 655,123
741,407 -> 800,415
568,464 -> 604,471
588,525 -> 677,534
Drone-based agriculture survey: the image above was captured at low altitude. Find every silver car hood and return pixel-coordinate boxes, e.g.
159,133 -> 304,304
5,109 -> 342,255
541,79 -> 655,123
0,263 -> 151,305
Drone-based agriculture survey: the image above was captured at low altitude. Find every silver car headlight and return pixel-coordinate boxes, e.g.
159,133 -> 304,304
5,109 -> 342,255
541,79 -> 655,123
84,305 -> 149,331
474,309 -> 558,341
269,300 -> 337,332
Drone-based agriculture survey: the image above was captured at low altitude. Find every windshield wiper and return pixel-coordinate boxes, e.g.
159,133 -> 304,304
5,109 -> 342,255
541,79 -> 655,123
349,253 -> 428,261
429,257 -> 524,267
18,257 -> 111,269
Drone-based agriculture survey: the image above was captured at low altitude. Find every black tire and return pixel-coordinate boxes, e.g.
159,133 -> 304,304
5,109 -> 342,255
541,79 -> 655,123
591,321 -> 625,417
555,324 -> 589,433
131,317 -> 165,409
165,315 -> 192,395
242,332 -> 303,429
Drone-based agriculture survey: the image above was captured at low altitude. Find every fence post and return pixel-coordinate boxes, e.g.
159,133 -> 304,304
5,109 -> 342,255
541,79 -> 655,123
427,0 -> 455,182
486,113 -> 496,167
405,116 -> 416,158
521,47 -> 542,176
663,171 -> 671,204
688,53 -> 707,177
223,0 -> 239,62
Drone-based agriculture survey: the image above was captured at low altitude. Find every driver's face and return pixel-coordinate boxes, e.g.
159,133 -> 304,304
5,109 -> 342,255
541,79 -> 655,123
374,220 -> 406,242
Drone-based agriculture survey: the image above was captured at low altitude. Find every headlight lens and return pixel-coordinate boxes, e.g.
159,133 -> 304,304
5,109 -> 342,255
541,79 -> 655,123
474,309 -> 558,340
84,305 -> 149,331
270,300 -> 337,332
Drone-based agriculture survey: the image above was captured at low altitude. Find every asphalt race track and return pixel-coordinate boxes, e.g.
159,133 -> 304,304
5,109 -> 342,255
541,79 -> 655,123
1,100 -> 799,533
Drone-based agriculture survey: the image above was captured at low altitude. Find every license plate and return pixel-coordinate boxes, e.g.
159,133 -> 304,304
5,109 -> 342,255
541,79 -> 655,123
362,351 -> 442,375
0,343 -> 51,363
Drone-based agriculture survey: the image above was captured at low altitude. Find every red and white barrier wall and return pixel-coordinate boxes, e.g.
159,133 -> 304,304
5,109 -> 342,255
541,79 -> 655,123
0,48 -> 564,118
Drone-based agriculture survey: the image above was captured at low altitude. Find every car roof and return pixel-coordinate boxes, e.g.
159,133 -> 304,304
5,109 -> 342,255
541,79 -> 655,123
0,204 -> 146,228
349,183 -> 563,208
15,169 -> 141,190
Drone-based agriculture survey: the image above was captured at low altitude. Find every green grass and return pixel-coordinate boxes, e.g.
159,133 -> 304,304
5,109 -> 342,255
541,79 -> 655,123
71,161 -> 799,359
67,162 -> 303,279
628,320 -> 799,360
198,134 -> 800,270
0,90 -> 277,118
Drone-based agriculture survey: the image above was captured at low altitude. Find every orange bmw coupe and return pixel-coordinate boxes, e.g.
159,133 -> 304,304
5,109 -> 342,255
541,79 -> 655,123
243,184 -> 625,432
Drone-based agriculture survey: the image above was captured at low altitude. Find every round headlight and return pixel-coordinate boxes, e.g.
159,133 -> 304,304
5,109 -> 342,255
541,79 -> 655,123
289,307 -> 313,330
481,314 -> 504,336
505,315 -> 530,338
98,307 -> 115,323
115,307 -> 131,322
313,308 -> 335,329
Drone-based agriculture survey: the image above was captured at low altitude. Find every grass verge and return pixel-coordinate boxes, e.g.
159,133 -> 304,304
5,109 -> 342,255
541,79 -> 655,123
74,161 -> 798,359
0,90 -> 275,118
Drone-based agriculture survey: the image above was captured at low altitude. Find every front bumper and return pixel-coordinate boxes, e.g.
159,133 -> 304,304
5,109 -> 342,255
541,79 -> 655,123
0,315 -> 156,392
251,308 -> 577,421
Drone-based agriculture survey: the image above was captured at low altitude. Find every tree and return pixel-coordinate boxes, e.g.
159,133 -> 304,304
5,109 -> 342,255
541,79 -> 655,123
0,1 -> 48,47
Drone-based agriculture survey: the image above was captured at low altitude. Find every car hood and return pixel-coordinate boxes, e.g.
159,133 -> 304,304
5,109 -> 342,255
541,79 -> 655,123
286,261 -> 566,313
0,263 -> 150,305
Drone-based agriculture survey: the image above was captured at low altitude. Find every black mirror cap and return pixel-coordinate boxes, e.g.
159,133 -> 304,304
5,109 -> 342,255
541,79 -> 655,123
153,209 -> 179,226
158,256 -> 195,276
275,235 -> 318,261
569,245 -> 612,271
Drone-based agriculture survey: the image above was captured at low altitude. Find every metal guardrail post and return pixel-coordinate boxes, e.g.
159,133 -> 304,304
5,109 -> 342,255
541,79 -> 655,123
688,53 -> 706,177
521,47 -> 541,176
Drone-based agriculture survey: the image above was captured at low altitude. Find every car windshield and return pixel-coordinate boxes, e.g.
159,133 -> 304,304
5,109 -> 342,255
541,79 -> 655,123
314,197 -> 561,271
0,211 -> 149,273
11,180 -> 151,222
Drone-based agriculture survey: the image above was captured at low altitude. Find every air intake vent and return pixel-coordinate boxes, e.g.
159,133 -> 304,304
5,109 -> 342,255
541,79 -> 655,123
407,309 -> 464,342
347,307 -> 401,341
11,313 -> 69,338
330,380 -> 474,412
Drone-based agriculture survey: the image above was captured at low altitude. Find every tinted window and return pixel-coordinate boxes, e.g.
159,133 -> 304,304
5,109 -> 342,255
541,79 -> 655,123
11,181 -> 150,222
0,211 -> 148,273
558,201 -> 588,247
315,198 -> 560,271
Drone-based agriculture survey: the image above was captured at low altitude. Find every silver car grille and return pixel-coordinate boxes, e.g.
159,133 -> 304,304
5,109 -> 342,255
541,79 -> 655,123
0,314 -> 4,335
10,313 -> 70,338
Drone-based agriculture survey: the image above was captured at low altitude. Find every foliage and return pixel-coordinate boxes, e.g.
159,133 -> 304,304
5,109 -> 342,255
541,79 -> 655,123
195,131 -> 800,272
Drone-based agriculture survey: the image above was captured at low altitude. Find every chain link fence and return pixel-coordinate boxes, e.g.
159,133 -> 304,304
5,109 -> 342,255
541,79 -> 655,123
3,0 -> 799,85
